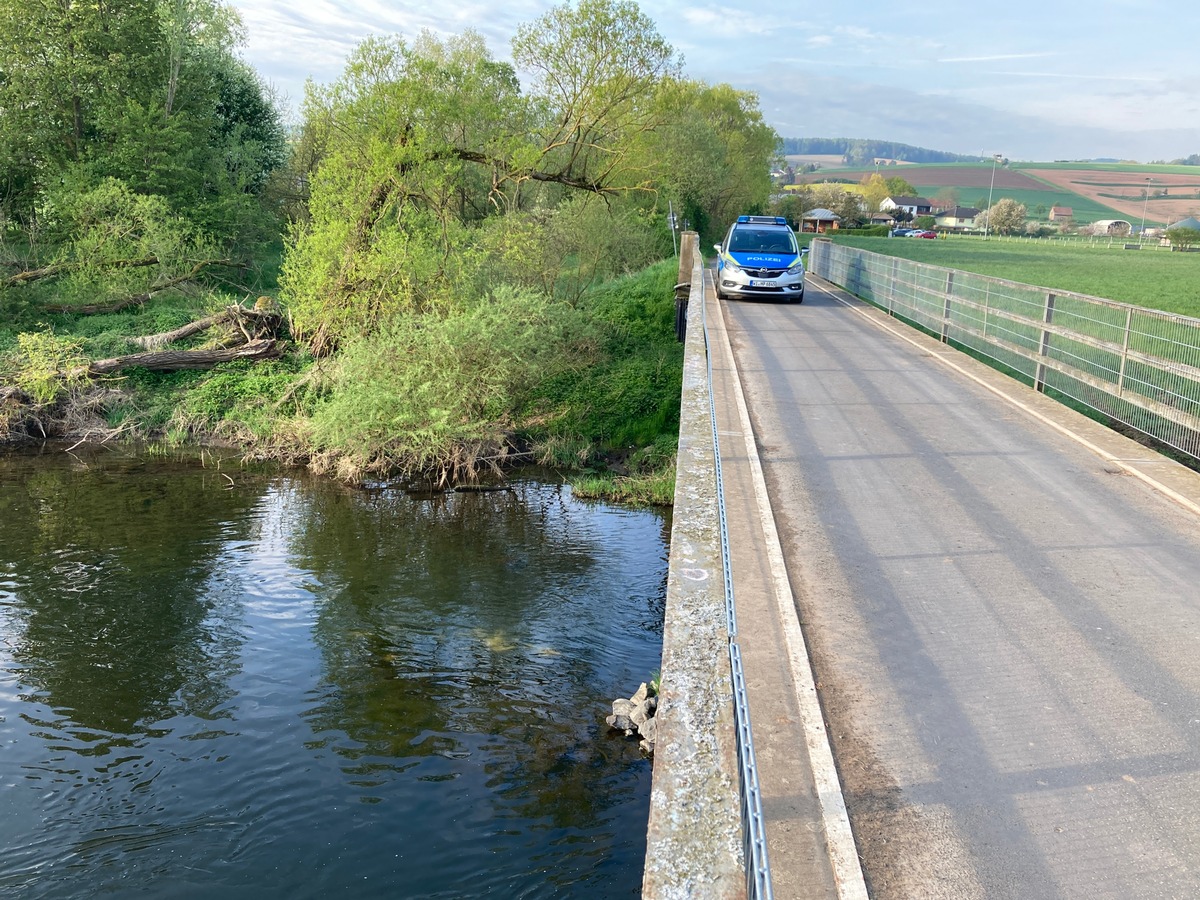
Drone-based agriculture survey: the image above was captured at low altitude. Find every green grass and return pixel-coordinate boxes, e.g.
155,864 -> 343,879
827,234 -> 1200,316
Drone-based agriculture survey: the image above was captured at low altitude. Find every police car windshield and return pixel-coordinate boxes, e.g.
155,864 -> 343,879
730,229 -> 796,254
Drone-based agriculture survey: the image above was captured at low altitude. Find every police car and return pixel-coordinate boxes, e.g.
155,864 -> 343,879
713,216 -> 808,302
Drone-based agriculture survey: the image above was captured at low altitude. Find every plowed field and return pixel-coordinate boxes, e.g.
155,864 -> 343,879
1023,168 -> 1200,225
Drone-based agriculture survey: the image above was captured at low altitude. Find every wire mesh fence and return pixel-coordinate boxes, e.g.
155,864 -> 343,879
809,241 -> 1200,462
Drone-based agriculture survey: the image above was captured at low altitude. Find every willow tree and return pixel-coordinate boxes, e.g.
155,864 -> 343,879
643,79 -> 778,241
281,0 -> 682,353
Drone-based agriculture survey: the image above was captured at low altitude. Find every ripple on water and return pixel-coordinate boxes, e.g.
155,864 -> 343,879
0,462 -> 666,897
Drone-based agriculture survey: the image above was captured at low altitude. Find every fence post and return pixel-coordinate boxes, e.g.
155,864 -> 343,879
941,271 -> 955,343
1035,292 -> 1056,392
889,257 -> 898,316
1117,306 -> 1134,397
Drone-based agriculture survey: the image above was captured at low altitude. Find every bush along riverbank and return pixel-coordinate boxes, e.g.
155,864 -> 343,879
0,0 -> 787,505
0,259 -> 683,504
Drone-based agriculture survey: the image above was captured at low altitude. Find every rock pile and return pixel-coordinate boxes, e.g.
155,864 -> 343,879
606,682 -> 658,754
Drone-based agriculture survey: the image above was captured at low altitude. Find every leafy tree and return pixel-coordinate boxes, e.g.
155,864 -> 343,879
981,198 -> 1027,235
0,0 -> 285,246
0,0 -> 163,220
282,1 -> 688,353
860,173 -> 890,213
512,0 -> 679,198
810,184 -> 864,225
647,78 -> 776,240
1168,227 -> 1200,250
933,187 -> 960,209
885,176 -> 917,198
771,189 -> 810,229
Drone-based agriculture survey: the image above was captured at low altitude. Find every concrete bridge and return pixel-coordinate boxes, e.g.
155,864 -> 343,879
644,235 -> 1200,899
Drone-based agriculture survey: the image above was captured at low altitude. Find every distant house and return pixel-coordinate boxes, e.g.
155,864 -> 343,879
934,206 -> 981,231
880,196 -> 934,217
1049,206 -> 1073,222
801,208 -> 841,233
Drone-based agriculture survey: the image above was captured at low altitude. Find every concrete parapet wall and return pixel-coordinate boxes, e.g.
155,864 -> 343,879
643,235 -> 744,899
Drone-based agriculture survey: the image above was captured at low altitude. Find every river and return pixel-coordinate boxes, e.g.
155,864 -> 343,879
0,448 -> 667,897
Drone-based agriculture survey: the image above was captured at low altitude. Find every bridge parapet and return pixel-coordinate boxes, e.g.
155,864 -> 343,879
642,234 -> 745,899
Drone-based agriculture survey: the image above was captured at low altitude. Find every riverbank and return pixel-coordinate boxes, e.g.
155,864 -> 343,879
0,260 -> 683,502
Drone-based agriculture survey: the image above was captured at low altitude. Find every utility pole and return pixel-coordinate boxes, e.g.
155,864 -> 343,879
984,153 -> 1003,240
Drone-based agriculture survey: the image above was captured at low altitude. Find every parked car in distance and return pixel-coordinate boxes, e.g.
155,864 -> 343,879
890,228 -> 914,237
909,230 -> 937,239
713,215 -> 809,303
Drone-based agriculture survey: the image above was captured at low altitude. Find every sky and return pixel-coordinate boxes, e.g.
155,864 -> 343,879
228,0 -> 1200,164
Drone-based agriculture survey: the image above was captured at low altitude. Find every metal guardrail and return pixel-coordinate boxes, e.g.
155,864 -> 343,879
810,241 -> 1200,463
702,271 -> 774,900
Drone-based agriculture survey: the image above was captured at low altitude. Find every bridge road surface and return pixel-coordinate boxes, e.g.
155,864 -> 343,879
710,269 -> 1200,899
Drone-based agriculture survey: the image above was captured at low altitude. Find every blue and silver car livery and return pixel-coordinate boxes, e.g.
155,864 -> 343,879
713,215 -> 808,302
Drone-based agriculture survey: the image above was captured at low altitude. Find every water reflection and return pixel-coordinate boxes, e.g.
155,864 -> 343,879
0,451 -> 667,898
0,451 -> 260,735
289,480 -> 667,895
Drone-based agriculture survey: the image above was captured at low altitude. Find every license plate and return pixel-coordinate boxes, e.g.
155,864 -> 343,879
749,279 -> 777,288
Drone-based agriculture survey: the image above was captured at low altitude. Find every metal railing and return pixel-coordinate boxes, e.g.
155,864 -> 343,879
810,241 -> 1200,463
703,271 -> 773,900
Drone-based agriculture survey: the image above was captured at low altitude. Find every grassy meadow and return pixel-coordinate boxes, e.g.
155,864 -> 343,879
824,233 -> 1200,317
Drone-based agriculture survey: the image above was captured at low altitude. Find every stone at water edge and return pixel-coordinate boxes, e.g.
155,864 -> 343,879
638,715 -> 657,754
630,696 -> 657,729
606,712 -> 635,733
630,682 -> 651,705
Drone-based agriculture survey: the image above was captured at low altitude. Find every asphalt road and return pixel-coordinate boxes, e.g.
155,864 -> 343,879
720,272 -> 1200,899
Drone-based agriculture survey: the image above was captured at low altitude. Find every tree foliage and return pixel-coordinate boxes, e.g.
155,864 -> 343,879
780,138 -> 976,165
1168,227 -> 1200,250
860,173 -> 890,213
0,0 -> 285,247
648,79 -> 776,240
982,198 -> 1027,235
885,176 -> 917,197
280,0 -> 758,353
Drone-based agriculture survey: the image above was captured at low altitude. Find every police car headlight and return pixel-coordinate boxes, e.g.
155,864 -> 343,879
787,261 -> 805,274
724,257 -> 744,272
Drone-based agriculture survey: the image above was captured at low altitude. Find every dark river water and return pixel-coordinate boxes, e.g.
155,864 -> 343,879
0,449 -> 668,898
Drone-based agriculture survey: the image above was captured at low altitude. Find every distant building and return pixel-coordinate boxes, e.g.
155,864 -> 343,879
1049,206 -> 1073,222
880,196 -> 935,217
800,208 -> 841,233
1168,216 -> 1200,232
934,206 -> 981,231
1091,219 -> 1134,235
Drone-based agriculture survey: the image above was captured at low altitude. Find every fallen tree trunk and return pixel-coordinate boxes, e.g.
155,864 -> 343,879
42,259 -> 244,315
132,305 -> 281,350
5,256 -> 159,288
87,339 -> 283,375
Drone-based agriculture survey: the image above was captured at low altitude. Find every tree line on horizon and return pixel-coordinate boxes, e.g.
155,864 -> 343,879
780,138 -> 977,166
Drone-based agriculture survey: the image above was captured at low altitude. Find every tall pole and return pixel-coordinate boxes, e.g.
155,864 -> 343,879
984,153 -> 1002,240
668,200 -> 678,256
1139,177 -> 1155,240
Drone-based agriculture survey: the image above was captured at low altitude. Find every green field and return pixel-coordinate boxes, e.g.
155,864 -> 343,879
821,234 -> 1200,317
794,159 -> 1200,226
926,187 -> 1121,222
